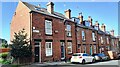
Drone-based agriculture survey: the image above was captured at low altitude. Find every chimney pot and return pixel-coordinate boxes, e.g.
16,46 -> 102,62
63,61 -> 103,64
110,30 -> 114,36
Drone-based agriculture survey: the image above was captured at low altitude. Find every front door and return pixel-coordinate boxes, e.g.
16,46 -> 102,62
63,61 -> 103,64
61,42 -> 65,60
34,41 -> 41,63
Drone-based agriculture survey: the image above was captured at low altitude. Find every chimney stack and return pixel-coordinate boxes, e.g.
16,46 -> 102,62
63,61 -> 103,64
78,12 -> 83,24
110,30 -> 114,36
95,21 -> 99,27
88,16 -> 92,26
47,2 -> 54,14
101,23 -> 106,32
65,9 -> 71,19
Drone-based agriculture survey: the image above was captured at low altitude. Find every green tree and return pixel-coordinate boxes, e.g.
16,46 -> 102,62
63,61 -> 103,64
10,29 -> 32,63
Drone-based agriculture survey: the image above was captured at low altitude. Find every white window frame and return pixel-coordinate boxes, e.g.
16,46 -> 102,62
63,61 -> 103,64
107,37 -> 109,44
66,25 -> 72,36
82,31 -> 85,41
45,20 -> 52,35
45,42 -> 52,56
92,32 -> 96,41
67,42 -> 72,54
101,37 -> 103,44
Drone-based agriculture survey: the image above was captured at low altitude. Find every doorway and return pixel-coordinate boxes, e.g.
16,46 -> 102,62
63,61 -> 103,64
34,41 -> 41,63
90,44 -> 92,55
61,42 -> 65,60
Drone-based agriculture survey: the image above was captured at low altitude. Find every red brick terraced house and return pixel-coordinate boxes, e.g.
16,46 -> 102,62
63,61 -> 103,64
10,1 -> 119,63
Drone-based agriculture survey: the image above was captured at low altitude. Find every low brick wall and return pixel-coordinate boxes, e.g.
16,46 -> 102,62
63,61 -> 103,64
0,48 -> 11,53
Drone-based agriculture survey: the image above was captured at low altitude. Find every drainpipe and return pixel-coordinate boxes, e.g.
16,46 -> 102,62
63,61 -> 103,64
29,11 -> 33,63
63,19 -> 67,62
75,21 -> 78,53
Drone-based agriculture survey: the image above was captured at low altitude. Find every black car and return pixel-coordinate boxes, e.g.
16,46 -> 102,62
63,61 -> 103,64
92,53 -> 109,61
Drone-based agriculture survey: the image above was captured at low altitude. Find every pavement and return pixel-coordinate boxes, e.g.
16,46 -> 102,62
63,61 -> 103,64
1,60 -> 120,67
31,61 -> 70,66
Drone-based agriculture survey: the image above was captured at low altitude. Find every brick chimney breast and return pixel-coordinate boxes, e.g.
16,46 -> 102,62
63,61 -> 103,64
78,12 -> 83,24
101,23 -> 106,32
64,9 -> 71,19
47,2 -> 54,14
95,21 -> 99,27
110,30 -> 114,36
88,16 -> 92,26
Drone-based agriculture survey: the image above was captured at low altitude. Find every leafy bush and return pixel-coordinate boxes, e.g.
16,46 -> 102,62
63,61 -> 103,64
1,43 -> 8,48
0,52 -> 9,59
3,60 -> 11,64
0,58 -> 4,63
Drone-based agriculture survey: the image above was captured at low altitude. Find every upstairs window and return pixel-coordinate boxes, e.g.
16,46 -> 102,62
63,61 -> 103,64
92,32 -> 96,41
45,20 -> 52,35
82,30 -> 85,41
66,25 -> 72,36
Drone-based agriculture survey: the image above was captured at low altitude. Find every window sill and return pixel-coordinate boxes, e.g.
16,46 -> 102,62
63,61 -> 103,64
46,55 -> 53,57
67,36 -> 72,37
45,34 -> 53,36
93,41 -> 96,42
68,53 -> 73,55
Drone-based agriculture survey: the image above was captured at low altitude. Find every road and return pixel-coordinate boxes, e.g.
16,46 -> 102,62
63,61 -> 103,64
2,60 -> 120,67
28,60 -> 120,67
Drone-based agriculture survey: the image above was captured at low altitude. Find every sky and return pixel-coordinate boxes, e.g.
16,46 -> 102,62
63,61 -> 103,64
1,1 -> 119,43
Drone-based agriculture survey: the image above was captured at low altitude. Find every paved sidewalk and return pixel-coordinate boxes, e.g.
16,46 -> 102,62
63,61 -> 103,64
32,61 -> 70,66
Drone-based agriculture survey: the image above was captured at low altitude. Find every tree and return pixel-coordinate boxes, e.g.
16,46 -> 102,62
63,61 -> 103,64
10,29 -> 32,63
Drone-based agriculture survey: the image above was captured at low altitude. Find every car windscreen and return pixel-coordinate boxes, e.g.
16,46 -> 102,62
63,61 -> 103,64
73,54 -> 81,56
98,54 -> 105,56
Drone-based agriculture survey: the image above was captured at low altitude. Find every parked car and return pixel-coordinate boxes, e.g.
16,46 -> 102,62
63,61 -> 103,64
92,53 -> 109,61
71,53 -> 95,64
116,53 -> 120,59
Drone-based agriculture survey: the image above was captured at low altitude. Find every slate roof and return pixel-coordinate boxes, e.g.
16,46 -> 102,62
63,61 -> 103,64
21,1 -> 117,37
22,2 -> 71,21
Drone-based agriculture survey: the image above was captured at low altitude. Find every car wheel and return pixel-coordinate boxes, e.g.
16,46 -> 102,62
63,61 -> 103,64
100,58 -> 103,61
92,59 -> 95,63
82,59 -> 85,64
